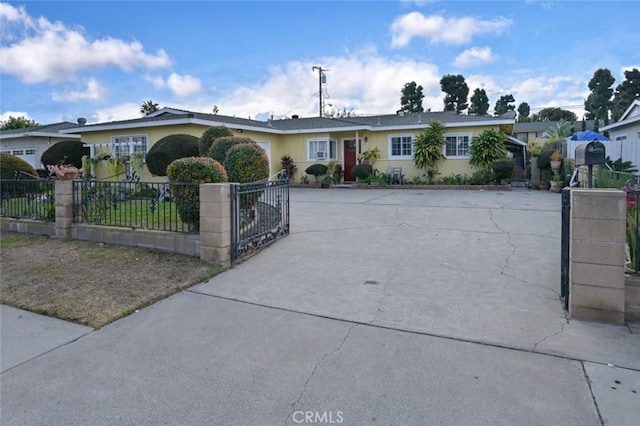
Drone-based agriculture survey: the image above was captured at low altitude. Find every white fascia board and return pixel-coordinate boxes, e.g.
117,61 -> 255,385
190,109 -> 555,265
282,125 -> 368,134
600,114 -> 640,131
0,131 -> 81,139
507,136 -> 527,146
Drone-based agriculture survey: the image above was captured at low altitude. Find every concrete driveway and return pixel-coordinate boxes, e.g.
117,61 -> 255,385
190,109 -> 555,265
1,187 -> 639,425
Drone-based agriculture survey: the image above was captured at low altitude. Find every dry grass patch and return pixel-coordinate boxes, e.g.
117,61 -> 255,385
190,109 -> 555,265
0,232 -> 223,328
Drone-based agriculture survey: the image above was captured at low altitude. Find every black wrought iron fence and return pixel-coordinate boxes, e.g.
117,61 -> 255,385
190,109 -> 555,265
0,178 -> 56,221
231,179 -> 290,261
72,180 -> 199,233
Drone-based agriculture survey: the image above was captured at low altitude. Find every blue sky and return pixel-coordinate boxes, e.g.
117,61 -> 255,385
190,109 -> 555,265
1,1 -> 638,125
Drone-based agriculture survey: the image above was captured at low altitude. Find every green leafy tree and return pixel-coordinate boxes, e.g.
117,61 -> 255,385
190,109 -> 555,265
0,115 -> 38,130
469,88 -> 489,115
140,100 -> 159,116
493,94 -> 516,116
199,126 -> 234,155
517,102 -> 531,121
413,120 -> 446,177
584,68 -> 614,124
532,107 -> 577,122
547,119 -> 573,139
440,74 -> 469,113
469,129 -> 508,170
612,68 -> 640,121
400,81 -> 424,113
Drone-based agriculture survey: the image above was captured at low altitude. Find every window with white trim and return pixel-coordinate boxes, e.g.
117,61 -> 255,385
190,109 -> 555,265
389,134 -> 414,159
444,133 -> 471,158
307,138 -> 336,161
111,135 -> 148,158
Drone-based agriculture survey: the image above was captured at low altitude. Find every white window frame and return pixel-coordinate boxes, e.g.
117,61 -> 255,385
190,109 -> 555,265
110,134 -> 148,158
388,134 -> 414,160
615,135 -> 627,141
307,138 -> 337,161
444,133 -> 472,159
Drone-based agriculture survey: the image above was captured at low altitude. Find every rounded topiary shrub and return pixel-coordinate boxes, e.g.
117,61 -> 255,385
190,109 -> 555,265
536,152 -> 551,170
305,163 -> 328,182
166,156 -> 228,231
146,134 -> 199,176
0,153 -> 39,196
224,143 -> 270,183
0,153 -> 37,179
199,126 -> 234,155
41,140 -> 89,169
351,163 -> 373,180
208,136 -> 256,164
492,160 -> 515,183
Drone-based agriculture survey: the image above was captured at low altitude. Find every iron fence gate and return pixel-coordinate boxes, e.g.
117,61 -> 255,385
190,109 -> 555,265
561,187 -> 571,310
230,179 -> 290,261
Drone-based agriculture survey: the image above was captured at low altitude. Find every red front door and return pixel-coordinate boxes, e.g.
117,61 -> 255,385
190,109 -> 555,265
343,139 -> 357,181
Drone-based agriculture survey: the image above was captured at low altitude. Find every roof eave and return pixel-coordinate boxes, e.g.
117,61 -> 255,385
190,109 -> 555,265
600,114 -> 640,131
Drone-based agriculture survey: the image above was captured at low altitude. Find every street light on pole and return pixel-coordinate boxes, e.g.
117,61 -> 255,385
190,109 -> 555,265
312,66 -> 328,117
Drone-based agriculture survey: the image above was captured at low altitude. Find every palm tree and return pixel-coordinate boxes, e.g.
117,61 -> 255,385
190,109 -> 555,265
140,100 -> 159,116
413,120 -> 446,182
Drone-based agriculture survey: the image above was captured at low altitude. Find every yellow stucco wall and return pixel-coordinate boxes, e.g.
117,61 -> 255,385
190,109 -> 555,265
79,122 -> 507,183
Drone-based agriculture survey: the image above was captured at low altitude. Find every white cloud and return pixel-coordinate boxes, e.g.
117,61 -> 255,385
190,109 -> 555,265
391,12 -> 511,47
144,75 -> 166,89
52,78 -> 107,102
453,46 -> 497,68
0,110 -> 34,122
166,73 -> 203,97
0,3 -> 171,83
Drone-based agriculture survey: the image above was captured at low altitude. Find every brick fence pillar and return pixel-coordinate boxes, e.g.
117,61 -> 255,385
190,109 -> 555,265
199,183 -> 232,267
569,189 -> 626,324
54,180 -> 74,239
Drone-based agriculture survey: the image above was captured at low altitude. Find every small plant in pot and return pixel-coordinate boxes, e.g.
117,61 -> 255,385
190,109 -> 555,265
550,150 -> 562,173
539,169 -> 552,190
320,175 -> 333,188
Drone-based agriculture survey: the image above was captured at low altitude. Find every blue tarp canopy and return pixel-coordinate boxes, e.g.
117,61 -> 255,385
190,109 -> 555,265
568,130 -> 610,141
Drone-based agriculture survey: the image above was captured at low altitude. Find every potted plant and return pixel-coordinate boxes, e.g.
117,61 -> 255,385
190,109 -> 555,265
549,172 -> 564,192
539,169 -> 552,190
47,164 -> 81,180
320,175 -> 333,188
550,150 -> 562,173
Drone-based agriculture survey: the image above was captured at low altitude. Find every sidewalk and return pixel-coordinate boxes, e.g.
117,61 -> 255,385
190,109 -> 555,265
2,188 -> 639,425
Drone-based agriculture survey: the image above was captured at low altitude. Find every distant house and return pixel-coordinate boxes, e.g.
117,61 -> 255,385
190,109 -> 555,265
0,121 -> 82,169
59,108 -> 525,182
601,99 -> 640,168
513,120 -> 593,144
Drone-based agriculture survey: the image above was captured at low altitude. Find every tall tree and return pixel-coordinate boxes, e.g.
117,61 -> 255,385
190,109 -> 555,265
140,100 -> 160,116
517,102 -> 530,122
584,68 -> 615,125
0,115 -> 38,130
440,74 -> 469,113
399,81 -> 424,113
532,107 -> 577,122
611,68 -> 640,121
469,88 -> 489,115
493,94 -> 516,116
413,120 -> 446,182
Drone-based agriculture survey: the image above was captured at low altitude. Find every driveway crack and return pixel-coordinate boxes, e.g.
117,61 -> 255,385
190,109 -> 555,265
285,323 -> 359,425
533,317 -> 569,352
488,208 -> 517,277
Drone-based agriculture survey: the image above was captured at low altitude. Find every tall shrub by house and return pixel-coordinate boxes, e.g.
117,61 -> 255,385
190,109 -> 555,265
166,157 -> 228,231
413,120 -> 446,182
199,126 -> 234,155
208,137 -> 257,164
469,129 -> 508,170
223,143 -> 270,183
146,134 -> 199,176
0,153 -> 38,179
41,140 -> 89,169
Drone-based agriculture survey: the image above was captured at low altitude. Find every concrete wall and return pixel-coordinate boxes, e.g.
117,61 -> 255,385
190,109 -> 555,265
569,189 -> 627,323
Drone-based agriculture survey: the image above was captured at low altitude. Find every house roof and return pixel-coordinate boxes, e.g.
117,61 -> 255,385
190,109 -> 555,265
59,107 -> 514,135
601,99 -> 640,131
513,120 -> 594,133
0,122 -> 81,140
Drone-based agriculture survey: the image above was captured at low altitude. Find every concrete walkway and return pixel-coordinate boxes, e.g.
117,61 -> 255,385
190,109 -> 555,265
1,188 -> 639,425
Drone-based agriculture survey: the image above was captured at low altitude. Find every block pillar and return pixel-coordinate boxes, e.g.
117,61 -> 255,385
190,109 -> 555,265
199,183 -> 232,267
54,180 -> 74,239
569,189 -> 626,324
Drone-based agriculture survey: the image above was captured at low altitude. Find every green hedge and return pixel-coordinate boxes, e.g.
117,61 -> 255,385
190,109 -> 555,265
41,140 -> 89,168
224,143 -> 270,183
166,156 -> 228,231
208,136 -> 256,164
0,153 -> 37,179
146,134 -> 199,176
351,163 -> 373,179
199,126 -> 234,155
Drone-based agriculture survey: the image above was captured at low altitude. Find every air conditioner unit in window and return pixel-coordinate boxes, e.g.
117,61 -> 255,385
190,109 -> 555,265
316,152 -> 327,160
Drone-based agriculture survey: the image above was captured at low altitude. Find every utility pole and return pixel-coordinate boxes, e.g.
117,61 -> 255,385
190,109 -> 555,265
312,66 -> 327,117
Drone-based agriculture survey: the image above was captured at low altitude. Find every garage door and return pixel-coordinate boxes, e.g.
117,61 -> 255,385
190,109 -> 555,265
6,148 -> 37,169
